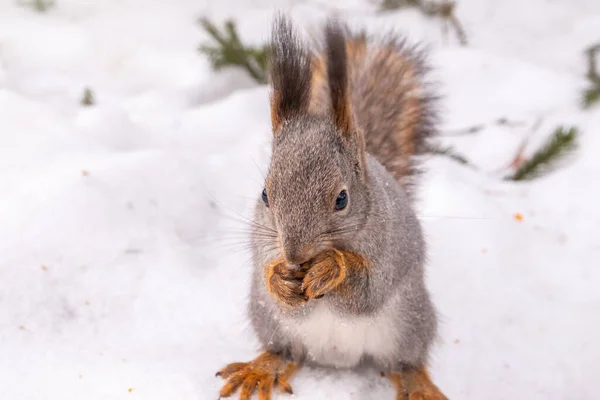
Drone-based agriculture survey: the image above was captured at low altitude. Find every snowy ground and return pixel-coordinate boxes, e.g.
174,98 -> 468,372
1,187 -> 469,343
1,0 -> 599,399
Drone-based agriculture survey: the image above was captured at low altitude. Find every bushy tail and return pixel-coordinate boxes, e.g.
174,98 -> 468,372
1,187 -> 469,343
309,21 -> 438,192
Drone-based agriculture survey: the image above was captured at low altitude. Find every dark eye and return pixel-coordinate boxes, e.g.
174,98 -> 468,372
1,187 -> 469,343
262,188 -> 269,207
334,190 -> 348,211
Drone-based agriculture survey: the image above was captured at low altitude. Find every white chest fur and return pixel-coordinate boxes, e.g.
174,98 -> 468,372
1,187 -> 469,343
284,301 -> 400,368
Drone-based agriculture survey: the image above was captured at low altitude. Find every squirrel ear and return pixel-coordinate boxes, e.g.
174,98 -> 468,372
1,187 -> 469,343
269,14 -> 312,134
324,19 -> 355,136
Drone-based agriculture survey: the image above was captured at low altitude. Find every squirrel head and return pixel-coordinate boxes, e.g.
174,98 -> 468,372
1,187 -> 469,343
259,16 -> 369,266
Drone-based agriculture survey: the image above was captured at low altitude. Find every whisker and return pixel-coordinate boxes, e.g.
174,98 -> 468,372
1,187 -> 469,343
417,214 -> 490,220
199,184 -> 278,235
216,210 -> 277,233
319,221 -> 366,239
249,155 -> 268,182
212,231 -> 277,240
211,225 -> 277,236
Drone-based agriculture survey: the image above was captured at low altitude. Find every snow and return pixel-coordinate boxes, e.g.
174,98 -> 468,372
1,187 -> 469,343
1,0 -> 599,399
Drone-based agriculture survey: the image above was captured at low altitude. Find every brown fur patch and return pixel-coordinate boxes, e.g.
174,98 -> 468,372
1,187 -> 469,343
309,56 -> 327,115
390,367 -> 448,400
269,90 -> 281,133
216,351 -> 299,399
345,35 -> 367,61
381,50 -> 421,181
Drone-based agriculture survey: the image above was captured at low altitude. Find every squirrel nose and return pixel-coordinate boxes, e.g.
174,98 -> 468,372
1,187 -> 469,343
282,240 -> 315,265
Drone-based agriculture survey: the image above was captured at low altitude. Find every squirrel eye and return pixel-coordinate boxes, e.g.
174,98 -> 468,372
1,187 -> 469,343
262,188 -> 269,207
334,190 -> 348,211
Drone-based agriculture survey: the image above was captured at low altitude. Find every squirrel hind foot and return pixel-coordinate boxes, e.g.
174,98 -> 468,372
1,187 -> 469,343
216,352 -> 299,399
390,367 -> 448,400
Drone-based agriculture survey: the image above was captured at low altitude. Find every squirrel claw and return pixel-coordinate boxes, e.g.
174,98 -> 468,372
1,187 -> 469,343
279,383 -> 293,394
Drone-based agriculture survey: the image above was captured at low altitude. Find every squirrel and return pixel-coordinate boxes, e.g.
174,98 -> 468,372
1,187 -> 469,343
216,14 -> 448,400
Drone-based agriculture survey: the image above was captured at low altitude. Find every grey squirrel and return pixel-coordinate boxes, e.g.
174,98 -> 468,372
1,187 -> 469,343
216,14 -> 448,400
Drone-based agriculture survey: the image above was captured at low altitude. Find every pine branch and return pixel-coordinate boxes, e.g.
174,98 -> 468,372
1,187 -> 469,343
425,142 -> 475,168
198,17 -> 269,84
378,0 -> 468,46
17,0 -> 55,12
442,117 -> 526,136
503,117 -> 543,172
582,43 -> 600,109
583,86 -> 600,108
585,43 -> 600,82
380,0 -> 421,11
506,126 -> 579,181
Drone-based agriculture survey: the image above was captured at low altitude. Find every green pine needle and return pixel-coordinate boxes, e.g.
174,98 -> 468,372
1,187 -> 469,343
581,43 -> 600,109
198,17 -> 269,84
507,126 -> 579,181
377,0 -> 467,45
426,143 -> 474,168
18,0 -> 55,12
379,0 -> 420,11
582,85 -> 600,109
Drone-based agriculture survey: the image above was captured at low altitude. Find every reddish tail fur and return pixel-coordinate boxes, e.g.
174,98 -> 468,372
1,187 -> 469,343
309,27 -> 438,192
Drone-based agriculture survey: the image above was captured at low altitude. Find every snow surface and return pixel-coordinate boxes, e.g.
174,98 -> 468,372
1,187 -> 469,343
1,0 -> 599,399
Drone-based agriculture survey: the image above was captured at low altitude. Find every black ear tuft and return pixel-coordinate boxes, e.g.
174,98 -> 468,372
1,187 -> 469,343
269,14 -> 312,133
324,18 -> 354,135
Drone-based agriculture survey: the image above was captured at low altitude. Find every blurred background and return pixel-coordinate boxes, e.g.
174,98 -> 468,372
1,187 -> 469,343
0,0 -> 599,399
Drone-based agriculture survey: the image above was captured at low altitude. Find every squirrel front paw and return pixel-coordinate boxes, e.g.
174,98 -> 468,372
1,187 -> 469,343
266,258 -> 309,308
302,249 -> 347,300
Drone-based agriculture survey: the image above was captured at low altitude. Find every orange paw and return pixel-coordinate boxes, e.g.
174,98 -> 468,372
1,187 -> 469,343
390,367 -> 448,400
265,258 -> 309,308
216,352 -> 298,400
302,249 -> 347,299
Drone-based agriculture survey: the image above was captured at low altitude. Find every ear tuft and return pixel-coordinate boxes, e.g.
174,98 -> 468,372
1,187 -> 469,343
324,18 -> 354,135
269,14 -> 312,134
